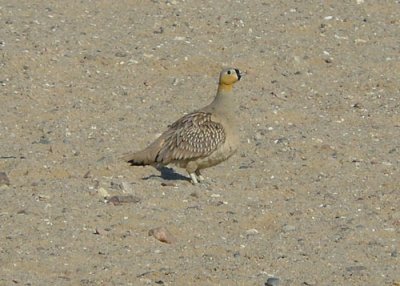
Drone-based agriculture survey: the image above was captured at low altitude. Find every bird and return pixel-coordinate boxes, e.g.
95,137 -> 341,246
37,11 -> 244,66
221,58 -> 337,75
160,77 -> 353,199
122,67 -> 242,184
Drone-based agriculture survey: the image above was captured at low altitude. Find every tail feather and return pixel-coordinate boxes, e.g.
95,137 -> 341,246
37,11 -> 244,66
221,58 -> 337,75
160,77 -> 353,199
123,136 -> 166,166
121,149 -> 154,166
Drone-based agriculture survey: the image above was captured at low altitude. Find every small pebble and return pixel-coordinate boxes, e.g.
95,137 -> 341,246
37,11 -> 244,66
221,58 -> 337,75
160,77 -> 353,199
149,227 -> 176,244
345,265 -> 367,273
107,195 -> 141,206
97,187 -> 110,198
282,224 -> 296,232
115,51 -> 127,57
120,181 -> 133,192
0,172 -> 10,186
83,170 -> 92,179
190,191 -> 199,198
38,194 -> 50,201
245,228 -> 259,236
265,277 -> 280,286
254,132 -> 263,140
215,201 -> 224,206
161,182 -> 177,187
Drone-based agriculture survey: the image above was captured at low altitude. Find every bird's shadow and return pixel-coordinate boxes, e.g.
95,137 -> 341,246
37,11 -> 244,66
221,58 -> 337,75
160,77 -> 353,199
142,166 -> 189,182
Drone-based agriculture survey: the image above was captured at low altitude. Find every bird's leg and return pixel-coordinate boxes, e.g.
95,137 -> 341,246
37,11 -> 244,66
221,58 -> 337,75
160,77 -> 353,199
195,170 -> 205,182
189,173 -> 199,185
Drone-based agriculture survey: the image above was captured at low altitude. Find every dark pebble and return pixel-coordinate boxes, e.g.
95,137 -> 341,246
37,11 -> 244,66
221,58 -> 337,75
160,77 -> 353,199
282,224 -> 296,232
33,136 -> 50,144
345,265 -> 367,273
148,227 -> 176,244
107,195 -> 141,206
0,172 -> 10,186
265,277 -> 280,286
115,51 -> 127,57
161,182 -> 177,187
17,209 -> 28,215
83,170 -> 92,178
190,191 -> 199,198
153,27 -> 164,34
83,54 -> 96,61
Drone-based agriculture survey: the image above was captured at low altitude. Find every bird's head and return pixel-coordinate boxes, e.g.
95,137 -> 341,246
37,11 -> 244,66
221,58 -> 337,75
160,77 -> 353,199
219,68 -> 242,86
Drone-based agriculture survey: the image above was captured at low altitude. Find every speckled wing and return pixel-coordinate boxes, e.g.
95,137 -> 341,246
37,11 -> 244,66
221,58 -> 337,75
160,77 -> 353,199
155,112 -> 226,163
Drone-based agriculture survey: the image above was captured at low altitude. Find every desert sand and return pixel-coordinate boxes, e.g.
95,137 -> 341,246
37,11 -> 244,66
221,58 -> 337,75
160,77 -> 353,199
0,1 -> 399,285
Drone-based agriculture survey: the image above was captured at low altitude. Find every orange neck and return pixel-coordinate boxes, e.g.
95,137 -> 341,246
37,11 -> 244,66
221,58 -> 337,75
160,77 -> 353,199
217,83 -> 233,93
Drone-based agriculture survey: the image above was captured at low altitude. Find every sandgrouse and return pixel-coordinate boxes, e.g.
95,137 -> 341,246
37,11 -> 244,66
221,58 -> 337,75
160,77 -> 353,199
122,68 -> 242,184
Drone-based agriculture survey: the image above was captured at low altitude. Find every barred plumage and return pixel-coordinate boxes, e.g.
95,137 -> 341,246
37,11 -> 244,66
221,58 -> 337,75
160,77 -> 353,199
155,112 -> 226,163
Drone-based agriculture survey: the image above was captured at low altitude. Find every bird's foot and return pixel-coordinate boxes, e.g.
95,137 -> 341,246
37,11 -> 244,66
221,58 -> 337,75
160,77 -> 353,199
189,172 -> 208,185
195,170 -> 205,182
189,173 -> 199,185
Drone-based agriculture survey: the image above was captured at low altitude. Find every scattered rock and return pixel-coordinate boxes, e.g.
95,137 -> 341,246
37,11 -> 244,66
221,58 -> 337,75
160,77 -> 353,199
115,51 -> 128,57
107,195 -> 141,205
148,227 -> 176,244
120,181 -> 133,192
282,224 -> 296,232
110,180 -> 134,192
110,180 -> 121,190
33,135 -> 51,144
265,277 -> 280,286
136,270 -> 156,278
161,181 -> 177,187
0,172 -> 10,186
345,265 -> 367,273
215,201 -> 225,206
97,187 -> 110,198
245,228 -> 259,236
38,194 -> 50,201
153,27 -> 164,34
185,204 -> 201,210
83,54 -> 97,61
83,170 -> 92,178
190,191 -> 199,198
254,132 -> 263,141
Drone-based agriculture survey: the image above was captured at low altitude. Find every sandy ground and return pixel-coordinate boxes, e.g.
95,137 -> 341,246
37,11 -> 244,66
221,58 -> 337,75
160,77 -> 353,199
0,1 -> 399,285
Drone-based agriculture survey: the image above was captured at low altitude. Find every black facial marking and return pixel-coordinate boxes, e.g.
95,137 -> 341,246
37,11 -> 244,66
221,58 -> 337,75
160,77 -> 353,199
235,68 -> 241,80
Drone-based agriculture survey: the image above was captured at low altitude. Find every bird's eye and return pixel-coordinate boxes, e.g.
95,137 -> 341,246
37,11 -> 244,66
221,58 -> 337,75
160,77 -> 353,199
227,70 -> 231,75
